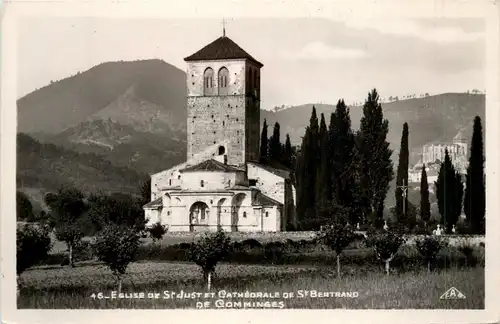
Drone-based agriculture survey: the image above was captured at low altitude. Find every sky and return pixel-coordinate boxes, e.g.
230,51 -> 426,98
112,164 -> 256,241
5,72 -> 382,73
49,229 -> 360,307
17,16 -> 485,109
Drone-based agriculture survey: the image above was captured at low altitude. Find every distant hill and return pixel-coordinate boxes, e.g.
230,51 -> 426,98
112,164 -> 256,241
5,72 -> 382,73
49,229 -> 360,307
17,59 -> 187,135
261,93 -> 485,164
17,133 -> 147,196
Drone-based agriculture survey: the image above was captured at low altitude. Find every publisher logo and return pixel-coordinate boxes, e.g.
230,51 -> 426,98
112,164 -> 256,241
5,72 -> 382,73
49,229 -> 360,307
440,287 -> 466,300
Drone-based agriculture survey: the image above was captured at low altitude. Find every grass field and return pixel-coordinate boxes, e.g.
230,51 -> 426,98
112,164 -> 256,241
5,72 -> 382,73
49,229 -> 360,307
18,261 -> 484,309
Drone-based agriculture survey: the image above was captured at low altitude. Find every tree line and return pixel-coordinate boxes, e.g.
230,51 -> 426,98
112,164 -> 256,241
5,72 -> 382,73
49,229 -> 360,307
293,88 -> 485,234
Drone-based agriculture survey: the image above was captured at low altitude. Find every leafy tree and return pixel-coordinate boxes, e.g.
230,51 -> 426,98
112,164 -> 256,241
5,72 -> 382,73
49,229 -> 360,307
365,230 -> 405,275
148,221 -> 168,243
17,191 -> 35,222
189,229 -> 231,290
260,119 -> 269,160
268,122 -> 282,163
420,164 -> 431,225
464,116 -> 485,234
93,223 -> 141,293
356,89 -> 394,225
415,236 -> 448,272
16,224 -> 52,275
435,150 -> 464,232
87,193 -> 146,232
317,216 -> 356,278
395,123 -> 410,225
44,187 -> 87,267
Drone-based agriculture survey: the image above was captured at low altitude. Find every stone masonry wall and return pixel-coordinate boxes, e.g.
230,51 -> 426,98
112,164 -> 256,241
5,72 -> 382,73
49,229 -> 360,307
187,96 -> 248,166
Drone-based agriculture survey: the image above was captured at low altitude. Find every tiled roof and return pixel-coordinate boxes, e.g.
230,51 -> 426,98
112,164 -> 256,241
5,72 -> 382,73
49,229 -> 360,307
143,198 -> 162,209
184,36 -> 263,67
180,159 -> 244,173
253,192 -> 282,207
248,161 -> 291,179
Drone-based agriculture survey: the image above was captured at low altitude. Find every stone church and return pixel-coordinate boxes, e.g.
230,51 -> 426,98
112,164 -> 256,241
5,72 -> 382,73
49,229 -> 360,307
143,31 -> 296,232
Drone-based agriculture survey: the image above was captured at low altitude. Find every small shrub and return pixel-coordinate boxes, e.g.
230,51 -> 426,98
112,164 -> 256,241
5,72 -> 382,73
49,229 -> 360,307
415,236 -> 448,272
73,240 -> 94,262
189,229 -> 231,290
317,222 -> 357,278
148,222 -> 168,243
366,230 -> 405,275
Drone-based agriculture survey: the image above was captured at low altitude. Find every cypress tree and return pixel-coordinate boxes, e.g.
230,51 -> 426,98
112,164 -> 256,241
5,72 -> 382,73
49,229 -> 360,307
420,164 -> 431,224
395,123 -> 410,225
316,116 -> 331,209
260,119 -> 268,160
283,134 -> 293,169
356,89 -> 394,225
464,116 -> 485,234
268,122 -> 282,162
435,150 -> 464,233
296,107 -> 320,229
328,99 -> 358,224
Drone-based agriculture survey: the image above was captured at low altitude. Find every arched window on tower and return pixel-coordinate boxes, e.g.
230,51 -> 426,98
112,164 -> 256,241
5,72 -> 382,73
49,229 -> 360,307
203,68 -> 214,96
218,67 -> 229,95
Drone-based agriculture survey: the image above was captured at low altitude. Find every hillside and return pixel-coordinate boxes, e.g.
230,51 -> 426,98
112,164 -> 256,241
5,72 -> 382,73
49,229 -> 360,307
17,59 -> 187,135
17,133 -> 148,196
261,93 -> 485,164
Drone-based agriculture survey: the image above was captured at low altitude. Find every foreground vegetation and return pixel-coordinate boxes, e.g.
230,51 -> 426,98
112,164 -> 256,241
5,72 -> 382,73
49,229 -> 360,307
18,262 -> 484,309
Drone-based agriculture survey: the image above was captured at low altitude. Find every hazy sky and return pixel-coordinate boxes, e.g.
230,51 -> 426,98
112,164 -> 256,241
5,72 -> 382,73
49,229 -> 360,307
17,17 -> 485,109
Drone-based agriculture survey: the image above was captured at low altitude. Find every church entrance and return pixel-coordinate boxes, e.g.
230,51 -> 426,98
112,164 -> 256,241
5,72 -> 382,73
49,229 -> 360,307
189,201 -> 209,232
231,193 -> 246,232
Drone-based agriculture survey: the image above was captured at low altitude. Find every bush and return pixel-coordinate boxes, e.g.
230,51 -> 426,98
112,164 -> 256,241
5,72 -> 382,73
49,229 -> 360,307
17,224 -> 53,275
73,240 -> 94,262
366,230 -> 405,275
415,236 -> 448,271
148,222 -> 168,242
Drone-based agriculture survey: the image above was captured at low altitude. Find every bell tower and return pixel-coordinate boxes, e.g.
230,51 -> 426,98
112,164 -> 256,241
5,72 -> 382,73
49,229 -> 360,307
184,32 -> 263,166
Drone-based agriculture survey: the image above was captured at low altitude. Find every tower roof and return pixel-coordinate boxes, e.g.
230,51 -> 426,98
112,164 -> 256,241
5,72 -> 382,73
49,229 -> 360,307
184,36 -> 263,67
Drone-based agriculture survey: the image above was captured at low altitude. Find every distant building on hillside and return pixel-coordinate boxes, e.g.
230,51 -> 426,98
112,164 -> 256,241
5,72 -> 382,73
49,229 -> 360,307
421,130 -> 469,175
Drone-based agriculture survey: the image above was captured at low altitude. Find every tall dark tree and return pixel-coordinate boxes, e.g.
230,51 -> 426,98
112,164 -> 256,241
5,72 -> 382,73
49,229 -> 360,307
395,123 -> 410,225
464,116 -> 485,234
296,106 -> 320,229
283,134 -> 293,169
316,116 -> 331,209
316,113 -> 329,206
355,89 -> 394,225
435,150 -> 464,232
260,119 -> 269,160
328,99 -> 358,224
420,164 -> 431,224
268,122 -> 282,162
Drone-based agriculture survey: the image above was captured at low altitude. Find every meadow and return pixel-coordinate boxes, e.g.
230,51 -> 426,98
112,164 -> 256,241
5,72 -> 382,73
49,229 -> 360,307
18,261 -> 484,309
18,235 -> 485,309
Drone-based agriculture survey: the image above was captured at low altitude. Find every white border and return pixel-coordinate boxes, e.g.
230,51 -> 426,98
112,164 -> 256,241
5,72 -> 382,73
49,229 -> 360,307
1,1 -> 499,323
